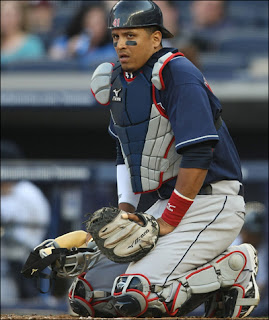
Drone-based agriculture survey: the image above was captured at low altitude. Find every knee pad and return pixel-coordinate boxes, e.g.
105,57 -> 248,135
68,273 -> 116,317
111,274 -> 167,317
165,250 -> 247,315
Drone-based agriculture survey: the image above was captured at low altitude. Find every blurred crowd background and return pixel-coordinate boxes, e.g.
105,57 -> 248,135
1,0 -> 268,317
1,0 -> 268,74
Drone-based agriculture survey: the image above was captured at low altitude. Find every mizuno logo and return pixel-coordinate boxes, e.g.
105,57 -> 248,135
31,268 -> 38,275
116,281 -> 125,290
127,229 -> 149,248
166,202 -> 176,212
112,88 -> 122,102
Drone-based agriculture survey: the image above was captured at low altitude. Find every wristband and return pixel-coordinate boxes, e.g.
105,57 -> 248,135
161,189 -> 194,227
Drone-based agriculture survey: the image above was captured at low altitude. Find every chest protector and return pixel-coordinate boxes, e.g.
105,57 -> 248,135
109,52 -> 184,194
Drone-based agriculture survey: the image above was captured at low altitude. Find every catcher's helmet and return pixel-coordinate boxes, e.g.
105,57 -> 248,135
108,0 -> 173,39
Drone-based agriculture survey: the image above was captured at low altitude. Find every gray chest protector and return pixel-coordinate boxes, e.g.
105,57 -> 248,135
91,52 -> 183,193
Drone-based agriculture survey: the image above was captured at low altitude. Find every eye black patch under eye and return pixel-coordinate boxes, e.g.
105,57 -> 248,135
125,41 -> 137,46
113,42 -> 118,47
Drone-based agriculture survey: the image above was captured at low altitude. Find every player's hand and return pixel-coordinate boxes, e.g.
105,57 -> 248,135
122,213 -> 175,235
85,232 -> 92,244
121,213 -> 144,225
157,217 -> 175,236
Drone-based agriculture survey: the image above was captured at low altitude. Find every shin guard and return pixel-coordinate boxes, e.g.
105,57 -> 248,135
167,250 -> 246,316
68,273 -> 116,317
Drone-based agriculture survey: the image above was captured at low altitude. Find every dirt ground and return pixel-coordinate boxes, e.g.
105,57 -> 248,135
1,316 -> 268,320
0,316 -> 77,320
0,317 -> 203,320
0,316 -> 223,320
0,316 -> 227,320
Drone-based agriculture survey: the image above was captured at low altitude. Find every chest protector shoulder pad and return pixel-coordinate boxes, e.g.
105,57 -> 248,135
91,62 -> 114,105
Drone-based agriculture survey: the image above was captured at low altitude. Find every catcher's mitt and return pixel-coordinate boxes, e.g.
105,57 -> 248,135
86,207 -> 160,263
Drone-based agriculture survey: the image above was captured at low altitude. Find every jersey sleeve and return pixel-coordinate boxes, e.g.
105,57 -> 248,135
163,64 -> 220,152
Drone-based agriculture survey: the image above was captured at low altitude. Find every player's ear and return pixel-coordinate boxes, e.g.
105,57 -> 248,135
152,30 -> 162,49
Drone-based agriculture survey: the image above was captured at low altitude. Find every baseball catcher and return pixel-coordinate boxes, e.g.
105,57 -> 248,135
22,0 -> 260,318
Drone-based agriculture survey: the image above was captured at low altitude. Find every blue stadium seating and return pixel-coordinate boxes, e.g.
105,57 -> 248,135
228,1 -> 268,28
217,29 -> 268,56
199,52 -> 249,80
1,58 -> 82,72
1,1 -> 267,82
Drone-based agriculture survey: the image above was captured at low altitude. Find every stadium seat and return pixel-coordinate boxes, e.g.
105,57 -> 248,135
199,52 -> 248,80
217,30 -> 268,56
227,1 -> 268,28
1,58 -> 82,72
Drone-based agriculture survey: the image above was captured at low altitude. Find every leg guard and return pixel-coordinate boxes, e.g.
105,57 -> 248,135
111,274 -> 168,317
68,272 -> 116,317
110,250 -> 246,317
159,250 -> 247,316
204,244 -> 260,318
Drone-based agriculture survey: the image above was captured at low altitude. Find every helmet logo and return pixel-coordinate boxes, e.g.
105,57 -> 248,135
113,18 -> 120,28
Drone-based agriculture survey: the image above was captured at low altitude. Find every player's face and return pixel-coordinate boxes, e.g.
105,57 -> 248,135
112,28 -> 162,72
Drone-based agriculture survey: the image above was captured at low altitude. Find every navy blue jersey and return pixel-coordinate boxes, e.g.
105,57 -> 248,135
158,53 -> 242,184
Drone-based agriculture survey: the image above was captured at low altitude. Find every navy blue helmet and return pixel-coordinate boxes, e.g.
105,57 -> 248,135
108,0 -> 173,38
